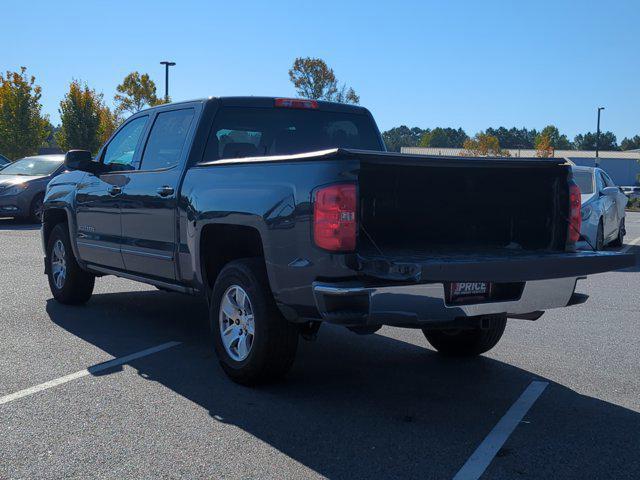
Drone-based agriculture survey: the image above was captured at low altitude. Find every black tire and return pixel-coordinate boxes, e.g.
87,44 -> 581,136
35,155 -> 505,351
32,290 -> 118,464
210,258 -> 298,385
609,218 -> 625,248
29,193 -> 44,223
46,223 -> 95,305
595,220 -> 605,250
422,315 -> 507,356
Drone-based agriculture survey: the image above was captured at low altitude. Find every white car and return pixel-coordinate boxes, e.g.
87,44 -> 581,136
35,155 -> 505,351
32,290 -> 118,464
621,186 -> 640,199
572,166 -> 627,250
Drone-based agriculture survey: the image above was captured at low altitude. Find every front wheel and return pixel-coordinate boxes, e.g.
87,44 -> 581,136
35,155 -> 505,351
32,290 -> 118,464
210,258 -> 298,385
609,218 -> 625,248
29,194 -> 44,223
422,315 -> 507,356
595,220 -> 605,250
46,223 -> 95,305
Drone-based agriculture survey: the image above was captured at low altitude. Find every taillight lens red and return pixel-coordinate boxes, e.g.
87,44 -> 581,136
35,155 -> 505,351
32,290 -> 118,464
274,98 -> 319,109
313,184 -> 357,251
568,181 -> 582,245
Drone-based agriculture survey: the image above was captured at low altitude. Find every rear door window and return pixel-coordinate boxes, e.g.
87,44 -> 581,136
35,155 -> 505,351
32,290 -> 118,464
139,109 -> 195,171
204,107 -> 381,161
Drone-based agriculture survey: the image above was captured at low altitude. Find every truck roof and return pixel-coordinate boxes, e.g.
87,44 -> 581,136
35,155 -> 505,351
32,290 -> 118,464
141,96 -> 371,115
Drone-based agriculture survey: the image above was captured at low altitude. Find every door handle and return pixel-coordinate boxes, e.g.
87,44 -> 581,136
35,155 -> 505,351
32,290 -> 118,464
108,186 -> 122,196
157,186 -> 174,197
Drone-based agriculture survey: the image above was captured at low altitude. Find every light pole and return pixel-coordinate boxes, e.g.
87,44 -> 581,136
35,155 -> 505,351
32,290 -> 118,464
160,61 -> 176,102
595,106 -> 605,166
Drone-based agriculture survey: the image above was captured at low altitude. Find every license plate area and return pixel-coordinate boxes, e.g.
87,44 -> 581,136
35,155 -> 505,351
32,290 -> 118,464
445,281 -> 493,305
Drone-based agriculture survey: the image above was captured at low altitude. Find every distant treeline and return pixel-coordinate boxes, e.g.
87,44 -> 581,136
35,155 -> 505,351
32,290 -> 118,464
382,125 -> 640,153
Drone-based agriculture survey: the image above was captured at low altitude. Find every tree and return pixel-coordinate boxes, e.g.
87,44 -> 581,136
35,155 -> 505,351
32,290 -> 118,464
573,131 -> 619,151
485,127 -> 538,149
620,135 -> 640,151
44,122 -> 61,150
55,80 -> 104,153
98,105 -> 121,146
381,126 -> 427,152
419,127 -> 468,148
288,57 -> 359,104
462,133 -> 509,157
114,72 -> 163,115
535,133 -> 554,157
534,125 -> 572,150
0,67 -> 49,159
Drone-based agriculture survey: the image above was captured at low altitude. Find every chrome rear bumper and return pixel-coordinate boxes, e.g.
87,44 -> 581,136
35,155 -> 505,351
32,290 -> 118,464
312,277 -> 581,327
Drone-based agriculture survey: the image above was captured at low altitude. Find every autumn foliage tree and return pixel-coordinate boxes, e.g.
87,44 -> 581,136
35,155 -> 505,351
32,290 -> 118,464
535,125 -> 572,150
98,106 -> 120,145
56,80 -> 103,153
288,57 -> 359,104
114,72 -> 164,115
462,133 -> 508,156
535,133 -> 554,157
0,67 -> 49,159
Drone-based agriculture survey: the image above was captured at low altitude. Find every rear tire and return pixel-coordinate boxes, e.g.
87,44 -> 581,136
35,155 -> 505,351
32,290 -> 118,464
422,315 -> 507,356
46,223 -> 95,305
210,258 -> 298,385
609,218 -> 625,248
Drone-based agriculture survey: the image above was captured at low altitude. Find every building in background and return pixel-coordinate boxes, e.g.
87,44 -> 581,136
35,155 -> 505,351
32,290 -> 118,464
401,147 -> 640,186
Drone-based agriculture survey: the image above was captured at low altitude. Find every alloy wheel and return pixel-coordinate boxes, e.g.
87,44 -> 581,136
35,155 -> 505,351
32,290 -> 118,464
219,285 -> 255,361
51,239 -> 67,289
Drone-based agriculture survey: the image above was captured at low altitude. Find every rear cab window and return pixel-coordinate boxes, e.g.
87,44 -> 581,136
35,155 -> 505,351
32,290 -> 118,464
203,106 -> 382,161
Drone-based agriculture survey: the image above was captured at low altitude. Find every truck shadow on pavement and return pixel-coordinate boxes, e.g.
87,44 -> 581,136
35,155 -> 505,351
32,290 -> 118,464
0,218 -> 40,231
46,292 -> 640,480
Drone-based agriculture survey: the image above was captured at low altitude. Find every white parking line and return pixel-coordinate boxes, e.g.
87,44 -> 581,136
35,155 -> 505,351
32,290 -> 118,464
452,381 -> 548,480
0,341 -> 181,406
621,235 -> 640,253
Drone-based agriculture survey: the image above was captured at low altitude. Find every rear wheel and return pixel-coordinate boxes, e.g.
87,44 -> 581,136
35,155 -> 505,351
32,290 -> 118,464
610,218 -> 625,248
46,223 -> 95,305
210,258 -> 298,385
422,315 -> 507,356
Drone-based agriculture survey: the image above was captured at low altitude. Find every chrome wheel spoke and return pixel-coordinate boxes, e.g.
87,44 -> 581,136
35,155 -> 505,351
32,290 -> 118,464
221,294 -> 237,319
245,316 -> 255,335
235,288 -> 246,310
236,334 -> 249,359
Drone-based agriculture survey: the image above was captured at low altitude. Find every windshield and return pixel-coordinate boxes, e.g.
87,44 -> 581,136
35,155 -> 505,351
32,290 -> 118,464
0,157 -> 62,176
573,170 -> 594,194
204,107 -> 382,161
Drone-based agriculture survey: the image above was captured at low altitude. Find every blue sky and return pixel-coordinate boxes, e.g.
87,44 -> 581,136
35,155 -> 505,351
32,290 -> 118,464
4,0 -> 639,140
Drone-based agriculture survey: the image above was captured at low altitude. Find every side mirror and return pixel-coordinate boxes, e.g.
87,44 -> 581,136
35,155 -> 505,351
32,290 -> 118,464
601,186 -> 619,197
64,150 -> 99,174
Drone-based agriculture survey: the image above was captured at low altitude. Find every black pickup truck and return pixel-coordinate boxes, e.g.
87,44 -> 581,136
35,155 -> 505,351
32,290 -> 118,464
42,97 -> 635,384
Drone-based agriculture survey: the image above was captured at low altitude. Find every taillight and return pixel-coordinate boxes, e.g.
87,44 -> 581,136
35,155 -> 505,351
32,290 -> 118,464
313,183 -> 357,251
274,98 -> 318,109
567,181 -> 582,246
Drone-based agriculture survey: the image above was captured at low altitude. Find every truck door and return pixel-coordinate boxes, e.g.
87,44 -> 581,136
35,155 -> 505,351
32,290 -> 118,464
75,116 -> 149,269
118,107 -> 196,280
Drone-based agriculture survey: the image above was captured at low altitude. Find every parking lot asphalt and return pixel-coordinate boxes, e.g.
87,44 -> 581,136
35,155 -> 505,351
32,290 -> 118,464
1,214 -> 639,480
